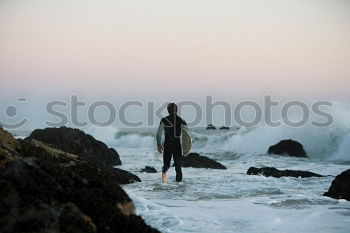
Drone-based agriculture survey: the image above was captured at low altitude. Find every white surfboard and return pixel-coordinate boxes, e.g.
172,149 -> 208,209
181,125 -> 192,156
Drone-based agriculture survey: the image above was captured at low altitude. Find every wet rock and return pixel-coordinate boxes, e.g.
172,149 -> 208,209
27,127 -> 121,167
206,124 -> 216,130
324,169 -> 350,201
140,166 -> 157,173
247,167 -> 324,178
219,126 -> 230,130
181,153 -> 226,169
268,139 -> 307,157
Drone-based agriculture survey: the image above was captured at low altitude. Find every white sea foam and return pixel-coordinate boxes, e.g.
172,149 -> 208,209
84,105 -> 350,233
107,121 -> 349,161
119,146 -> 350,233
329,132 -> 350,161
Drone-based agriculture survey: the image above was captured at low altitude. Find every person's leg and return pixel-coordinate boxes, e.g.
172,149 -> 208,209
162,144 -> 172,182
173,142 -> 183,182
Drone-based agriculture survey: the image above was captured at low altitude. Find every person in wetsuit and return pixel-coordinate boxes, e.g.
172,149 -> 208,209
156,103 -> 187,182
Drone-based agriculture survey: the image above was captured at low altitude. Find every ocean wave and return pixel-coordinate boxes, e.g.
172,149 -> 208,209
91,123 -> 349,161
328,132 -> 350,161
85,103 -> 350,161
114,133 -> 155,148
193,124 -> 349,161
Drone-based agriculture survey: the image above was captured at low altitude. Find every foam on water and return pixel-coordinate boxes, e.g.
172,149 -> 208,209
329,132 -> 350,161
84,126 -> 120,147
85,106 -> 350,232
118,146 -> 350,233
110,122 -> 350,161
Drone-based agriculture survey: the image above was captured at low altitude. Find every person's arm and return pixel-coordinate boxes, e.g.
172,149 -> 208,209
156,121 -> 164,153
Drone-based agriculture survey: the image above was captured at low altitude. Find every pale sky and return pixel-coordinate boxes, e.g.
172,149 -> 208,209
1,0 -> 350,101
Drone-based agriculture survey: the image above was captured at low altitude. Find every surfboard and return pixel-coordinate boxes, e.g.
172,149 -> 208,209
181,125 -> 192,156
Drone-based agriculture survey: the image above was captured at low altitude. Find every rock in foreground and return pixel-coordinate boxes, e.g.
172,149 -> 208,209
0,127 -> 157,233
268,139 -> 307,157
20,138 -> 140,184
181,153 -> 226,170
247,167 -> 324,178
0,155 -> 156,233
27,126 -> 121,167
324,169 -> 350,201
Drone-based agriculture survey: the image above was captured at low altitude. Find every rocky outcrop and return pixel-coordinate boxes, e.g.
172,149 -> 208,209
247,167 -> 324,178
27,127 -> 121,167
324,169 -> 350,201
181,153 -> 226,169
140,166 -> 157,173
0,156 -> 157,233
206,124 -> 216,130
19,139 -> 140,185
268,139 -> 307,157
0,126 -> 20,155
0,127 -> 157,233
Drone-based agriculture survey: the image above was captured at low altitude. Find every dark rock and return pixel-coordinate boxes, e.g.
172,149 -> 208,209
59,203 -> 97,233
140,166 -> 157,173
27,127 -> 121,167
0,129 -> 159,233
268,139 -> 307,157
206,124 -> 216,130
181,153 -> 226,169
324,169 -> 350,201
0,127 -> 20,155
247,167 -> 324,178
19,139 -> 140,184
0,157 -> 157,233
219,126 -> 230,130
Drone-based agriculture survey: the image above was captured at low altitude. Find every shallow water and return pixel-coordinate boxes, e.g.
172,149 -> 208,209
111,127 -> 350,233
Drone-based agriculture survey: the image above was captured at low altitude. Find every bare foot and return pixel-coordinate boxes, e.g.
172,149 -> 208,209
162,173 -> 168,183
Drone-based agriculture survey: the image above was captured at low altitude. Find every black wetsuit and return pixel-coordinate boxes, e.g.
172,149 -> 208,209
157,114 -> 187,182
